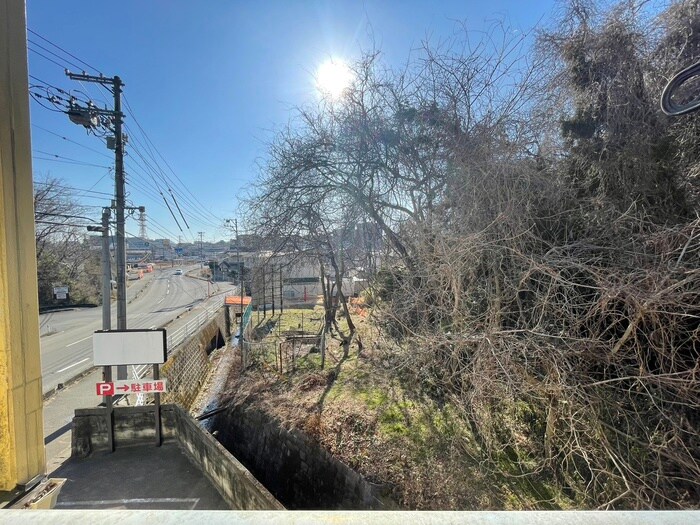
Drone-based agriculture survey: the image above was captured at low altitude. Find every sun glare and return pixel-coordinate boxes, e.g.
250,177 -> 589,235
316,59 -> 353,99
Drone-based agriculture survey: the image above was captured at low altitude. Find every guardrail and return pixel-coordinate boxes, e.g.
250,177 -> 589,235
166,301 -> 222,350
130,300 -> 223,405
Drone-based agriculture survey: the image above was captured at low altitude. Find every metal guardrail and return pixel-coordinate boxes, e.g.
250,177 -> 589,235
166,301 -> 222,350
130,301 -> 223,405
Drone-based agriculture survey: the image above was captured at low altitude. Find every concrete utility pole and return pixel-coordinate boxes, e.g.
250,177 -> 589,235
198,231 -> 204,262
66,71 -> 128,379
100,208 -> 112,331
88,208 -> 114,445
113,76 -> 126,346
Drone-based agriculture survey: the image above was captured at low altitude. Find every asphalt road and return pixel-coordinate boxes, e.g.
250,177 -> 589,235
39,265 -> 230,394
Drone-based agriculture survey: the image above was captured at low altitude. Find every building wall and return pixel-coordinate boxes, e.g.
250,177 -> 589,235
0,0 -> 46,491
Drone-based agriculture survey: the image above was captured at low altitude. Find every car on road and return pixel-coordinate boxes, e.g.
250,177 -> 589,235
174,269 -> 183,275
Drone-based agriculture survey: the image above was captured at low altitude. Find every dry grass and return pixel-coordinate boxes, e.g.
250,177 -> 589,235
221,307 -> 574,509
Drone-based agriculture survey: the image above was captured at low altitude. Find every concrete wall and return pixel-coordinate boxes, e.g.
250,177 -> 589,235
170,405 -> 283,510
71,404 -> 283,510
72,405 -> 175,456
0,0 -> 46,492
213,405 -> 394,510
161,308 -> 228,409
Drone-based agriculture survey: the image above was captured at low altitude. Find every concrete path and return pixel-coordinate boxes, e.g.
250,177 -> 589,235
52,443 -> 229,510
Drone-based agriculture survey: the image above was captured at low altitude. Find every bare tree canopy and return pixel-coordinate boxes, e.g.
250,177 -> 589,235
34,175 -> 100,305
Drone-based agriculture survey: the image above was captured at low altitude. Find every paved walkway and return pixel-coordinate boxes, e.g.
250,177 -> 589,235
51,442 -> 229,510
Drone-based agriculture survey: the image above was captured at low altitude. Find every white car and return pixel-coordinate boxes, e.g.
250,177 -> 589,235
174,269 -> 183,275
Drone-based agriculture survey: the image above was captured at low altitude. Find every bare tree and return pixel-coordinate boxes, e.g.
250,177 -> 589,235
34,175 -> 99,305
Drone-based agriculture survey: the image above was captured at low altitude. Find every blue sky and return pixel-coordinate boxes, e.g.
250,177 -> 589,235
27,0 -> 555,244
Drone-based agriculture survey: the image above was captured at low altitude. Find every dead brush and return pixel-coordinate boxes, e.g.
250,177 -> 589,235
380,201 -> 700,509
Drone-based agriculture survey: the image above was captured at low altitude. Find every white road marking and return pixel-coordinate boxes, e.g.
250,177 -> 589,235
66,335 -> 92,347
56,498 -> 200,509
157,297 -> 164,304
55,357 -> 90,374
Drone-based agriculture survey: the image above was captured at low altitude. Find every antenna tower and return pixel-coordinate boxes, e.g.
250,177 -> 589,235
138,208 -> 147,239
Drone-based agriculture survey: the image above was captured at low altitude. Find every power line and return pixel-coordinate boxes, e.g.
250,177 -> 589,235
28,47 -> 67,70
29,91 -> 66,113
124,141 -> 216,232
124,155 -> 220,231
33,180 -> 113,197
35,220 -> 93,228
33,155 -> 111,169
27,28 -> 103,75
121,99 -> 223,224
123,125 -> 219,228
27,39 -> 84,71
32,124 -> 114,159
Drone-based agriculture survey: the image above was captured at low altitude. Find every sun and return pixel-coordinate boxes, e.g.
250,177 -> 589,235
316,59 -> 353,99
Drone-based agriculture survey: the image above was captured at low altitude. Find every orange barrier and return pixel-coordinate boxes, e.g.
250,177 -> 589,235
224,295 -> 251,306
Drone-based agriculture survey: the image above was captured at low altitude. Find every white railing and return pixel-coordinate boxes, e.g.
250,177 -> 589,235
166,301 -> 222,350
129,301 -> 223,405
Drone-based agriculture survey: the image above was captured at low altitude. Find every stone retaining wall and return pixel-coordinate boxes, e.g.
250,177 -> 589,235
213,405 -> 394,510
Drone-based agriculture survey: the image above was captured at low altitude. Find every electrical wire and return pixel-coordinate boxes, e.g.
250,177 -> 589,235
124,154 -> 220,231
33,180 -> 113,197
35,220 -> 93,228
29,91 -> 66,113
123,128 -> 214,229
32,124 -> 114,159
27,39 -> 84,72
27,28 -> 103,75
121,102 -> 223,224
27,47 -> 67,70
33,155 -> 111,169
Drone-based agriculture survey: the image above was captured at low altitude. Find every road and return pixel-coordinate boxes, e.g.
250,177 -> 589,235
39,265 -> 230,394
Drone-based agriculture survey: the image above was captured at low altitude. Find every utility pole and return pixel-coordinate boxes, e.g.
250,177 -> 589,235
66,71 -> 128,379
262,265 -> 267,317
100,208 -> 114,450
224,218 -> 245,337
198,231 -> 204,262
100,208 -> 112,332
271,263 -> 275,316
280,265 -> 283,314
235,220 -> 243,330
87,207 -> 114,447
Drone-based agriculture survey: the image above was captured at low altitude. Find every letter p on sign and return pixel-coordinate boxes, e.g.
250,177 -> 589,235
96,382 -> 115,396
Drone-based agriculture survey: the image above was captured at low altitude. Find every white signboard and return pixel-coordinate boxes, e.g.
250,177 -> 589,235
53,286 -> 69,300
93,329 -> 167,366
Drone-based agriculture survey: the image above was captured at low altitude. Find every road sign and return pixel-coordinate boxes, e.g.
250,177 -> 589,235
96,379 -> 167,396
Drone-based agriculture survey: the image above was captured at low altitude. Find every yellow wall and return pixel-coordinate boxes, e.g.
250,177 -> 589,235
0,0 -> 46,490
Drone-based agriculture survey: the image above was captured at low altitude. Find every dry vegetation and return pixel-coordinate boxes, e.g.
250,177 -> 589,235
239,0 -> 700,510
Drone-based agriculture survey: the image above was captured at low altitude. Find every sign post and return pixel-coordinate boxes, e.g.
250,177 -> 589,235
92,328 -> 167,449
53,285 -> 69,301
